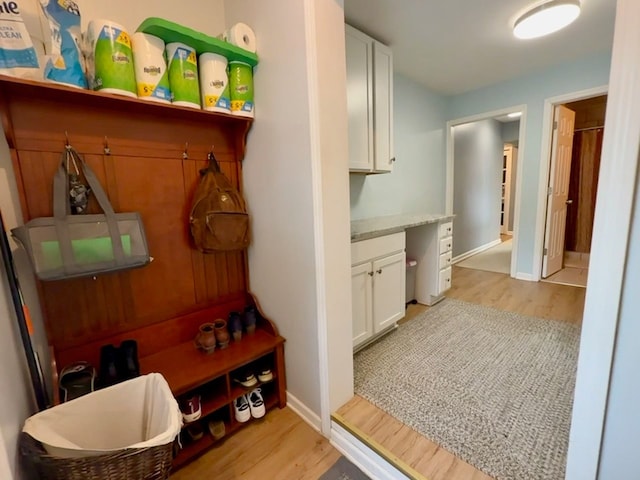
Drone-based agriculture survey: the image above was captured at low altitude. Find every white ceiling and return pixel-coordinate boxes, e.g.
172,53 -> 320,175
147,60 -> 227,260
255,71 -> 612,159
344,0 -> 616,95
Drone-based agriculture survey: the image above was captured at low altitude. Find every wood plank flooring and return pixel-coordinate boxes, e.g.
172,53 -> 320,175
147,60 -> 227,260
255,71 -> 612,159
170,407 -> 340,480
170,266 -> 586,480
339,265 -> 586,480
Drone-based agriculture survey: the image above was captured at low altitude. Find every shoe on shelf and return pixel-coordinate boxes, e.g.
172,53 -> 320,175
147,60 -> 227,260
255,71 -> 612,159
233,370 -> 257,388
248,388 -> 265,419
234,394 -> 251,423
257,365 -> 273,383
208,419 -> 226,440
59,361 -> 96,402
186,422 -> 204,441
98,344 -> 119,388
117,339 -> 140,380
228,311 -> 243,342
243,306 -> 257,335
181,395 -> 202,423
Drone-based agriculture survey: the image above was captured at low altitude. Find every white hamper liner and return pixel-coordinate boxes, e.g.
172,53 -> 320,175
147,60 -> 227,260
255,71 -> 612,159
23,373 -> 182,458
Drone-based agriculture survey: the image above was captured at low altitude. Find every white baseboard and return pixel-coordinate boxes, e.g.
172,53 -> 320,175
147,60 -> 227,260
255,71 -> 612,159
286,392 -> 322,433
515,272 -> 535,281
330,422 -> 410,480
452,238 -> 502,264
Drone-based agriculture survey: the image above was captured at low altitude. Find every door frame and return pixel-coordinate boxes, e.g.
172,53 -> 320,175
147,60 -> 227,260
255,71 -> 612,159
445,104 -> 527,279
532,85 -> 608,281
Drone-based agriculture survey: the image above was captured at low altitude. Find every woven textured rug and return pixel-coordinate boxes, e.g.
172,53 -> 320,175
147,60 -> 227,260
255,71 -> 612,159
354,298 -> 580,480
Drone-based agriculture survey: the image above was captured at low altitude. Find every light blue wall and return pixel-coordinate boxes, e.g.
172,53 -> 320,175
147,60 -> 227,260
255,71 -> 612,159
349,74 -> 448,220
449,52 -> 612,275
502,120 -> 520,145
452,119 -> 503,256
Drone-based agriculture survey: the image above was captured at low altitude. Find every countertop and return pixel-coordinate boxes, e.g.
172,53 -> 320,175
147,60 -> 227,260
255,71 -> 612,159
351,213 -> 454,242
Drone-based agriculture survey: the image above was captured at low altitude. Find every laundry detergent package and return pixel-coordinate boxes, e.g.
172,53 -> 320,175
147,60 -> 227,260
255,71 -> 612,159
38,0 -> 86,88
0,0 -> 41,79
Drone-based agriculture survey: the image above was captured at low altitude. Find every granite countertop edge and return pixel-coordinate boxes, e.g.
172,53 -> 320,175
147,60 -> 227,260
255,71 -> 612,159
351,213 -> 455,242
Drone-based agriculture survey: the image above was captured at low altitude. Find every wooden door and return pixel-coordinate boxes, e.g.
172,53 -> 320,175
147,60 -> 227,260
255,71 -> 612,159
543,105 -> 576,277
372,251 -> 405,333
351,262 -> 373,348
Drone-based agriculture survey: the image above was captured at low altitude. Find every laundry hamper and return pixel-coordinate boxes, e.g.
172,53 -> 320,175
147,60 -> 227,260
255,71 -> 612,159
20,373 -> 182,480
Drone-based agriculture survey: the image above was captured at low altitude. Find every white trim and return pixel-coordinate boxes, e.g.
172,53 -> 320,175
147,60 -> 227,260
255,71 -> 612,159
515,272 -> 535,281
532,84 -> 608,281
446,104 -> 526,279
566,0 -> 640,477
330,422 -> 410,480
302,0 -> 332,437
509,109 -> 527,278
287,392 -> 323,432
451,238 -> 501,264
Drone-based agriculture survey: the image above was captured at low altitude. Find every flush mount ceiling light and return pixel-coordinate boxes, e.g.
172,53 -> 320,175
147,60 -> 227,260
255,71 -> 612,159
513,0 -> 581,39
508,111 -> 523,118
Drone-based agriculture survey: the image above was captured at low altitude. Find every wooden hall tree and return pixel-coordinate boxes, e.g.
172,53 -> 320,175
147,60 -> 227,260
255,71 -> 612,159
0,75 -> 286,468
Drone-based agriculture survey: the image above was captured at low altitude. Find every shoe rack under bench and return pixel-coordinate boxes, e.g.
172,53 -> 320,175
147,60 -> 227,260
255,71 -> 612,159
140,327 -> 286,469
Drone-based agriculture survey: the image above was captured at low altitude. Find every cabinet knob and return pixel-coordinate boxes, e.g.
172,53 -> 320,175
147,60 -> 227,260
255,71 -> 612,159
390,157 -> 396,163
368,271 -> 374,276
376,269 -> 383,274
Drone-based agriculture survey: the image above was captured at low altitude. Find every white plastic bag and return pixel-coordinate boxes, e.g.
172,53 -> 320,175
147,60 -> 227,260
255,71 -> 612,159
22,373 -> 182,458
0,0 -> 42,79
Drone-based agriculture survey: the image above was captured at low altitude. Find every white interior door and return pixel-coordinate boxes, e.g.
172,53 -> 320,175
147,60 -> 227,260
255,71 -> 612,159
542,105 -> 576,277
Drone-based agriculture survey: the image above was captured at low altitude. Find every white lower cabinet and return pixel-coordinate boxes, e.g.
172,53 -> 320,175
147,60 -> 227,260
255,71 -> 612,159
406,219 -> 454,306
351,232 -> 406,351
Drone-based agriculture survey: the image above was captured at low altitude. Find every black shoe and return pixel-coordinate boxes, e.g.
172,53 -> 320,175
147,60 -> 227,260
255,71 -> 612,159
118,339 -> 140,380
99,344 -> 119,388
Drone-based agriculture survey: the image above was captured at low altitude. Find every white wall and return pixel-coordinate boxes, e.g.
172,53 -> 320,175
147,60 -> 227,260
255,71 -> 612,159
224,0 -> 352,429
73,0 -> 226,36
349,74 -> 448,220
452,119 -> 503,256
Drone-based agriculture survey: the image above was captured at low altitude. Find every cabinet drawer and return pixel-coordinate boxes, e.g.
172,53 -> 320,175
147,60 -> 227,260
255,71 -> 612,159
439,267 -> 452,294
439,222 -> 453,239
439,251 -> 452,270
439,236 -> 453,254
351,231 -> 405,265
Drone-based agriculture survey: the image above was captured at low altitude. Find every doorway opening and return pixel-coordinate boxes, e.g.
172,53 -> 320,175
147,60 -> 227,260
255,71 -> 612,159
446,109 -> 524,277
540,95 -> 608,288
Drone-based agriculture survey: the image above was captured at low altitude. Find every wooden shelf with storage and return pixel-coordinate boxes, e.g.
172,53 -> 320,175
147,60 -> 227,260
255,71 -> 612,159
0,74 -> 286,470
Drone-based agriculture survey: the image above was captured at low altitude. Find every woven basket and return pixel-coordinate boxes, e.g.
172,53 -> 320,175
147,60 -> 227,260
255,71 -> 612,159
20,432 -> 175,480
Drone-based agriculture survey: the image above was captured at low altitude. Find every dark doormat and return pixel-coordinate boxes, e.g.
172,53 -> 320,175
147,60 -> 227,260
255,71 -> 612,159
319,456 -> 370,480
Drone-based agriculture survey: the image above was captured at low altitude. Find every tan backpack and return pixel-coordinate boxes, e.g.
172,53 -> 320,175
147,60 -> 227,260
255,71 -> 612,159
189,152 -> 250,252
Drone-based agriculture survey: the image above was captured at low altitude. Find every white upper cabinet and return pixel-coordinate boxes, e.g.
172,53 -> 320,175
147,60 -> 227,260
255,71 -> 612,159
345,25 -> 394,174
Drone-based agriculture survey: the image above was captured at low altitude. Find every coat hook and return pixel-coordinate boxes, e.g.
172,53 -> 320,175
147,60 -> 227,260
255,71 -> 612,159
64,130 -> 71,149
182,142 -> 189,160
103,136 -> 111,155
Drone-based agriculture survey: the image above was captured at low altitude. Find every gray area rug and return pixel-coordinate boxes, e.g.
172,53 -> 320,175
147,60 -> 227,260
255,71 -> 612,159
319,456 -> 370,480
354,298 -> 580,480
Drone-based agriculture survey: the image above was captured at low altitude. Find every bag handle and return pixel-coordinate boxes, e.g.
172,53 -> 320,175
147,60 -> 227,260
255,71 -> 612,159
52,146 -> 127,270
200,151 -> 221,176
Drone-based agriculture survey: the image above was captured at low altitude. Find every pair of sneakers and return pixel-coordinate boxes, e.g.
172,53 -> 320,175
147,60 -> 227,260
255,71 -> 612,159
234,388 -> 265,422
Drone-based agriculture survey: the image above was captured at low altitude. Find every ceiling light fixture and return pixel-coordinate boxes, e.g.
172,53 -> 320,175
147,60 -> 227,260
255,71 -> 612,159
508,112 -> 523,118
513,0 -> 581,40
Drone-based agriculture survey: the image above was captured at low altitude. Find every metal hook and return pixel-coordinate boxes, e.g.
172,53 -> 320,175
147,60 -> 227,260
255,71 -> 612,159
64,131 -> 71,149
182,142 -> 189,160
103,136 -> 111,155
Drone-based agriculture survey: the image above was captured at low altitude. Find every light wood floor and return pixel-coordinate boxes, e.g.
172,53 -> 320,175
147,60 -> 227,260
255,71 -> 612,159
339,265 -> 586,480
170,407 -> 340,480
171,266 -> 586,480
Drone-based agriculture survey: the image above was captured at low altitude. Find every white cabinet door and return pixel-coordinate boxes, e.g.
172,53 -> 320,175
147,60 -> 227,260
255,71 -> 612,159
351,262 -> 373,348
345,25 -> 373,172
372,41 -> 394,173
372,252 -> 406,333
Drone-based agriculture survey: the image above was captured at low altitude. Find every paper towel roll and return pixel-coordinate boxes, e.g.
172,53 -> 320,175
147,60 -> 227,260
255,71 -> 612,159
131,32 -> 171,104
86,19 -> 137,98
198,53 -> 230,113
228,61 -> 254,118
166,42 -> 200,109
222,23 -> 257,53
